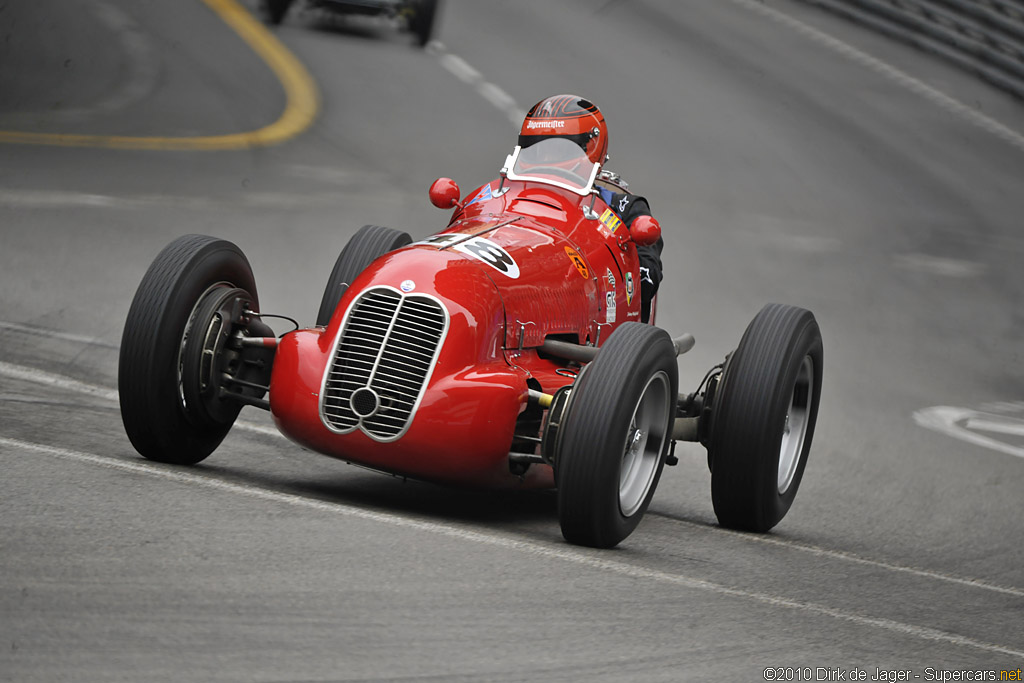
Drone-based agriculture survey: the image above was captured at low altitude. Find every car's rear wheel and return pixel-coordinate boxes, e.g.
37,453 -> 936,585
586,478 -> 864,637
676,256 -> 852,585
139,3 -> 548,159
556,323 -> 678,548
119,235 -> 260,465
263,0 -> 293,25
708,303 -> 823,531
409,0 -> 438,47
315,224 -> 412,326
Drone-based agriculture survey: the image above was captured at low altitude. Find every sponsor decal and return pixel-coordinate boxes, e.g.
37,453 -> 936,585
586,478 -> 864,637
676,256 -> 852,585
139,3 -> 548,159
625,271 -> 634,305
564,246 -> 589,279
526,120 -> 566,129
605,291 -> 617,323
606,268 -> 615,288
599,208 -> 622,233
640,266 -> 654,285
400,279 -> 415,293
454,236 -> 520,278
618,196 -> 629,213
466,184 -> 493,207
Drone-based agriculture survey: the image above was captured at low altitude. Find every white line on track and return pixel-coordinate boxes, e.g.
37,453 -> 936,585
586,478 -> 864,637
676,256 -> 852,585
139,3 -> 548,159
914,406 -> 1024,460
967,417 -> 1024,437
2,353 -> 1023,600
0,361 -> 119,403
892,253 -> 987,278
729,0 -> 1024,154
428,41 -> 526,129
0,321 -> 120,349
434,50 -> 481,84
0,360 -> 280,439
674,517 -> 1024,599
1,433 -> 1022,659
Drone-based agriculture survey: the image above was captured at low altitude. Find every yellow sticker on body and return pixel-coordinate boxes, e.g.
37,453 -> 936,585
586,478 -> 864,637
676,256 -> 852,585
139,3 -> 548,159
599,208 -> 622,232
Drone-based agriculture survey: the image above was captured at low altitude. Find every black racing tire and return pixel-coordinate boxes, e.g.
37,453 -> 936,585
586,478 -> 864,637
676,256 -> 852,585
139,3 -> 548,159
263,0 -> 293,25
556,323 -> 678,548
315,224 -> 412,326
410,0 -> 438,47
118,235 -> 259,465
708,303 -> 823,532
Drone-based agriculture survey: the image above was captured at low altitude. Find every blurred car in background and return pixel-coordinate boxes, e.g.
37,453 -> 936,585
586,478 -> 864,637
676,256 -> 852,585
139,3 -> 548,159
263,0 -> 439,47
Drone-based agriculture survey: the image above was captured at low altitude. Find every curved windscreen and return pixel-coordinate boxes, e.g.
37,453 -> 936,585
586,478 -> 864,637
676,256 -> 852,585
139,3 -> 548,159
503,138 -> 600,195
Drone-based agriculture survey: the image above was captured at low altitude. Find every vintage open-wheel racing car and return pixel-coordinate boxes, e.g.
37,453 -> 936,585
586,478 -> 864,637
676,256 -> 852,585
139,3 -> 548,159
118,137 -> 823,548
262,0 -> 439,47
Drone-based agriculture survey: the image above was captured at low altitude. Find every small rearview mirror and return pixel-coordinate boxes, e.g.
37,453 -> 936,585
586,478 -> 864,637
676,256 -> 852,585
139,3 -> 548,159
429,177 -> 461,209
629,215 -> 661,247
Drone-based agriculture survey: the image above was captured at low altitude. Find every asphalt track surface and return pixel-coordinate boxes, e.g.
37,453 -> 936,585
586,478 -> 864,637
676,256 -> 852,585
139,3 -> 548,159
2,0 -> 1023,680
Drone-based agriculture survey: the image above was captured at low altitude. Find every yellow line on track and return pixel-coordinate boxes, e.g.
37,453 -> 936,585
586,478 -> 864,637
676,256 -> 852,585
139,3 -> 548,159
0,0 -> 319,150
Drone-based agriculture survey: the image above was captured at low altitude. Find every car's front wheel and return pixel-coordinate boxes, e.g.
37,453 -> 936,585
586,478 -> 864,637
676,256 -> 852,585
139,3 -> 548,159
263,0 -> 293,25
409,0 -> 438,47
118,235 -> 261,465
555,323 -> 678,548
316,224 -> 412,326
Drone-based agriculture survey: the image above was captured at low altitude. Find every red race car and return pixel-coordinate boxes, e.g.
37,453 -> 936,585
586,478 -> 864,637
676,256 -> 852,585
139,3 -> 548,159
118,137 -> 823,548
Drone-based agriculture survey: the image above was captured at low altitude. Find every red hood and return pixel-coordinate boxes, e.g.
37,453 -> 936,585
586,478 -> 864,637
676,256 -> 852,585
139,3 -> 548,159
406,215 -> 600,348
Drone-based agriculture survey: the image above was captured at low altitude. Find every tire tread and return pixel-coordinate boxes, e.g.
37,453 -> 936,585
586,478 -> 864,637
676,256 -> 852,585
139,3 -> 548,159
558,323 -> 678,547
709,304 -> 822,531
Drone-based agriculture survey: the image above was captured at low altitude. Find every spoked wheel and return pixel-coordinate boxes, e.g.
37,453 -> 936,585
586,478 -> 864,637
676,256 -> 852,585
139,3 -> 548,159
409,0 -> 438,47
118,235 -> 261,465
263,0 -> 293,25
708,303 -> 823,532
555,323 -> 678,548
315,224 -> 412,326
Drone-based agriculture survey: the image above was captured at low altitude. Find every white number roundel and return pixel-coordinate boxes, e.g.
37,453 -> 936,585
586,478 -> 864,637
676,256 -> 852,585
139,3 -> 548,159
454,237 -> 520,279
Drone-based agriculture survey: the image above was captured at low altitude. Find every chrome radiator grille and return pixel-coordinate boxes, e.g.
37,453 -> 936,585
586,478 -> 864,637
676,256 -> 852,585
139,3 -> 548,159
320,287 -> 448,441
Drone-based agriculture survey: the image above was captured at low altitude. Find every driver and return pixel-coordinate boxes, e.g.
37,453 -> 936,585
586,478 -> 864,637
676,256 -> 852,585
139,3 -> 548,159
518,94 -> 664,323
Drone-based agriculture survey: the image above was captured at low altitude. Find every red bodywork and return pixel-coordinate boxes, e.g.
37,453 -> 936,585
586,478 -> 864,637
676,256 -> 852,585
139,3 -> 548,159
269,176 -> 647,489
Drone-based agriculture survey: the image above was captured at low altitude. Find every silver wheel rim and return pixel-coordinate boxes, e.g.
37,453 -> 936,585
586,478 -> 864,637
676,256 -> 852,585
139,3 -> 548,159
778,356 -> 814,495
619,370 -> 671,517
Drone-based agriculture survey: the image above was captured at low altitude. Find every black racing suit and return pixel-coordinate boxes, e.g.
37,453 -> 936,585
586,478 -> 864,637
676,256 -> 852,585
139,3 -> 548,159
599,188 -> 664,323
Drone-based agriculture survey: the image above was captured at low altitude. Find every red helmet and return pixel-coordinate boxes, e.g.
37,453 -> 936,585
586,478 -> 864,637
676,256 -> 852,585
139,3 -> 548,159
518,95 -> 608,164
